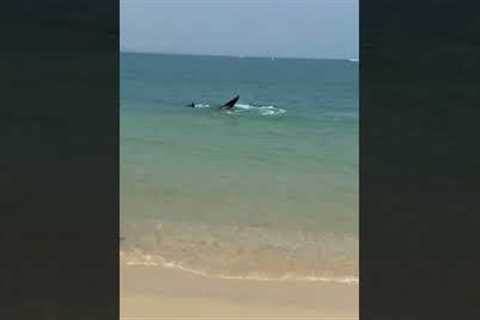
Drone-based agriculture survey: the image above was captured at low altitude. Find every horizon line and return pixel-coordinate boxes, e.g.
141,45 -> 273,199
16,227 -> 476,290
120,49 -> 359,61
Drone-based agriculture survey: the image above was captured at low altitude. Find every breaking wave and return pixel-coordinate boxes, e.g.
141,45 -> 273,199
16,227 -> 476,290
120,249 -> 358,284
120,220 -> 358,285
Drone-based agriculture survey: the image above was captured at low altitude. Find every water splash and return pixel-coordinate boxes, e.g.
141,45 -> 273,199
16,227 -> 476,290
191,102 -> 286,116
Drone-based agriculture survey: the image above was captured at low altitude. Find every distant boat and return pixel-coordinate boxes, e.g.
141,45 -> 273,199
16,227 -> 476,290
348,58 -> 359,63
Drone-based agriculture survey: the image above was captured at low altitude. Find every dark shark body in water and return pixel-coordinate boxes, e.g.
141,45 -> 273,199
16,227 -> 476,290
187,95 -> 240,110
218,95 -> 239,110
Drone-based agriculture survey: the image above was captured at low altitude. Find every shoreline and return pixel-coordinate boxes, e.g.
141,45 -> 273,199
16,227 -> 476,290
121,264 -> 358,318
121,250 -> 358,285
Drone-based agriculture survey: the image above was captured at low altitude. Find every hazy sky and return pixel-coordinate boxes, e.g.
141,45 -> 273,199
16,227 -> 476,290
121,0 -> 358,59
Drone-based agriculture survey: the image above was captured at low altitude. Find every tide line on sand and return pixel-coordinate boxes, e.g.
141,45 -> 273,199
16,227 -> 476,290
120,251 -> 359,285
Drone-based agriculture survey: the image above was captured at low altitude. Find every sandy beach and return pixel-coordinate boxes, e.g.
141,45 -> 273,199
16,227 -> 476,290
121,264 -> 358,319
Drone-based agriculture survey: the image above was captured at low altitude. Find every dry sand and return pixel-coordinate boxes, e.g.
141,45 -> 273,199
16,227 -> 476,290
121,264 -> 358,319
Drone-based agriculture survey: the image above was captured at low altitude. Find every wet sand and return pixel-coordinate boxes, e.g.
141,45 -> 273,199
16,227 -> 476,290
121,264 -> 358,319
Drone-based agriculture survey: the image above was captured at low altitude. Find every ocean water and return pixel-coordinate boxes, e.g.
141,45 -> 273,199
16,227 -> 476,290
120,52 -> 358,283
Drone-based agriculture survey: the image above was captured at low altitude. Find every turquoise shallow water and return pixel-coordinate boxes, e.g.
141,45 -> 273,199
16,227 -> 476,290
120,53 -> 358,281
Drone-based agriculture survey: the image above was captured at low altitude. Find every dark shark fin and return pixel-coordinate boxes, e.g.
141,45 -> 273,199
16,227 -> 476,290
220,95 -> 239,110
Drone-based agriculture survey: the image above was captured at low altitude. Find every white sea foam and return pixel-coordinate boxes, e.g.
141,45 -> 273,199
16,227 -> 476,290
120,249 -> 359,285
234,103 -> 253,110
234,104 -> 286,116
192,102 -> 286,116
